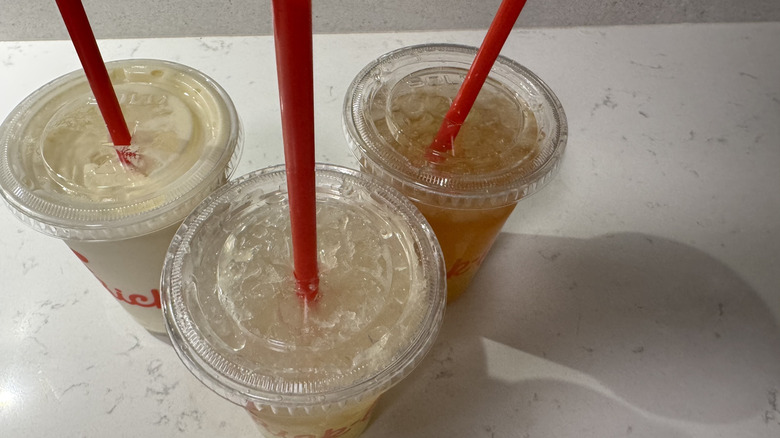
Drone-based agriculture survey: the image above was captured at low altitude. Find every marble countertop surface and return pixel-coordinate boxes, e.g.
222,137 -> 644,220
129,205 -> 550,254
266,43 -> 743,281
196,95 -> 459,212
1,22 -> 779,437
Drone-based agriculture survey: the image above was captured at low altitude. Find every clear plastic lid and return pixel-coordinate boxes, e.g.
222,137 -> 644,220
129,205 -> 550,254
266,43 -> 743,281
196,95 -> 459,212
343,44 -> 568,208
0,59 -> 242,241
162,164 -> 446,410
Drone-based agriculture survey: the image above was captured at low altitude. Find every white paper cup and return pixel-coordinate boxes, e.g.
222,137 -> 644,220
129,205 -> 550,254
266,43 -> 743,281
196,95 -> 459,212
0,59 -> 243,334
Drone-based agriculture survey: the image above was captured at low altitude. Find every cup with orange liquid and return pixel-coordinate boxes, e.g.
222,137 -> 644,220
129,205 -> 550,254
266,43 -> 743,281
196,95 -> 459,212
343,43 -> 567,302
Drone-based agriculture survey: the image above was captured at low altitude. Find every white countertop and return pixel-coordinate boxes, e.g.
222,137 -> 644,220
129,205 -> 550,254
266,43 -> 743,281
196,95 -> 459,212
2,23 -> 779,437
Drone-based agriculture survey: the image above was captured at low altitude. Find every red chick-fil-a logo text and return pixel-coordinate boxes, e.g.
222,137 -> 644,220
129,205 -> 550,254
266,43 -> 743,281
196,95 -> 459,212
71,249 -> 162,309
446,250 -> 489,279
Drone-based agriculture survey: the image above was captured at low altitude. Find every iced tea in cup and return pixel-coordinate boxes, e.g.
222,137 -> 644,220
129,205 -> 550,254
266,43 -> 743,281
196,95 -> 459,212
0,59 -> 242,335
162,164 -> 446,438
343,44 -> 567,302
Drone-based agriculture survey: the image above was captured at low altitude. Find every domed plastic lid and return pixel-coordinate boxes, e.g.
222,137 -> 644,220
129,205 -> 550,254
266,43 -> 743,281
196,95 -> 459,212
344,44 -> 567,208
162,164 -> 446,409
0,59 -> 242,241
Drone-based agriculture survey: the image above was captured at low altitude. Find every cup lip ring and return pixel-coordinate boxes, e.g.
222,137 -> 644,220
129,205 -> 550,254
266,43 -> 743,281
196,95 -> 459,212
0,58 -> 243,241
162,163 -> 447,409
342,43 -> 568,207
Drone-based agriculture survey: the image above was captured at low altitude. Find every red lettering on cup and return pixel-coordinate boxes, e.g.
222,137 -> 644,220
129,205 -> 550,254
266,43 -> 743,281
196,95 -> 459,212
69,248 -> 162,309
71,249 -> 89,263
446,251 -> 489,279
321,427 -> 349,438
106,287 -> 162,309
447,258 -> 470,278
249,415 -> 271,433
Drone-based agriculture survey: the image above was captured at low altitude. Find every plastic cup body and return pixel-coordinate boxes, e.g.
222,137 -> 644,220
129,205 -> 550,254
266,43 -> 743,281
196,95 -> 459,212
0,59 -> 242,334
162,164 -> 446,438
343,44 -> 567,302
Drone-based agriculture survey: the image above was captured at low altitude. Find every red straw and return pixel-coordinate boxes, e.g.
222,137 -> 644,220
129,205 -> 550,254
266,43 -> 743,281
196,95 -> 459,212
271,0 -> 320,301
428,0 -> 527,157
55,0 -> 134,166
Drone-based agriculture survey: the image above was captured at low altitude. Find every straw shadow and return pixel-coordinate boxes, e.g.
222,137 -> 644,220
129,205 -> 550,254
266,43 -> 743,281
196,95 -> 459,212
370,232 -> 780,436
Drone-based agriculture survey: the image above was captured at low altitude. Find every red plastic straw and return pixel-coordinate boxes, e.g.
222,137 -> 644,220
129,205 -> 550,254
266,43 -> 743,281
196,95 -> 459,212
428,0 -> 527,157
272,0 -> 320,301
55,0 -> 134,166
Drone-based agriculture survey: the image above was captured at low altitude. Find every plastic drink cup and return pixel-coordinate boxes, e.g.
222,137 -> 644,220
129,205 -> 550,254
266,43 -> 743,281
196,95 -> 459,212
162,164 -> 446,438
0,59 -> 242,335
343,44 -> 567,302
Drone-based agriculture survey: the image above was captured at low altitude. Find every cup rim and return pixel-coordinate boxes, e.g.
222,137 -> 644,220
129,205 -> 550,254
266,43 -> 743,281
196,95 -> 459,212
343,43 -> 568,208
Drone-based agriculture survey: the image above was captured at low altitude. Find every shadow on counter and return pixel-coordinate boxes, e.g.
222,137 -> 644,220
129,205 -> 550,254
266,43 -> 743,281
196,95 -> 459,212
371,232 -> 780,437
